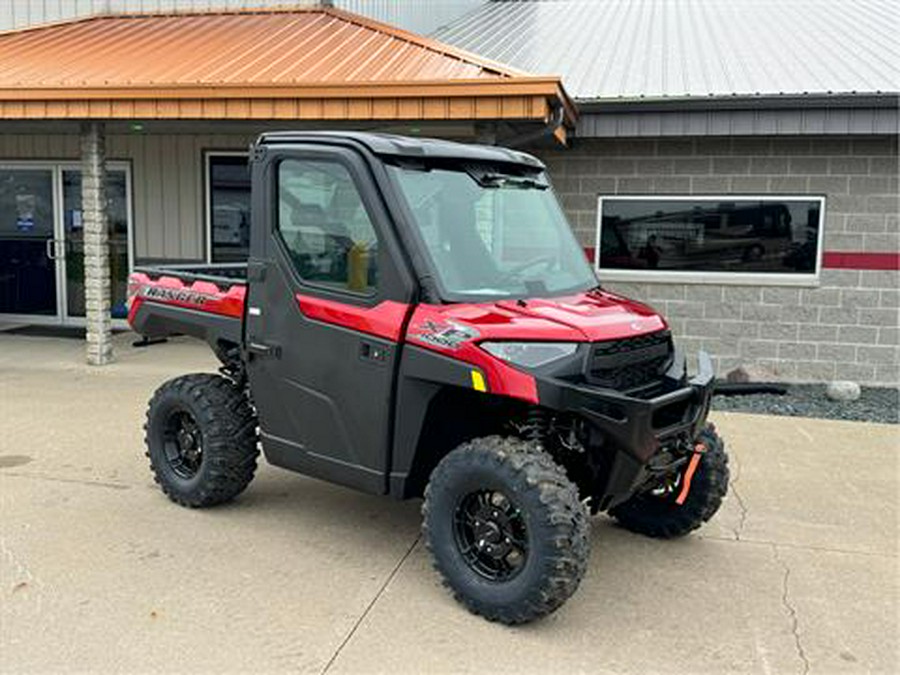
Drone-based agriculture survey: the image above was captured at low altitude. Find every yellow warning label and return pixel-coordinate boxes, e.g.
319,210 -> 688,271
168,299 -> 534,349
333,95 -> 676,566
471,370 -> 487,392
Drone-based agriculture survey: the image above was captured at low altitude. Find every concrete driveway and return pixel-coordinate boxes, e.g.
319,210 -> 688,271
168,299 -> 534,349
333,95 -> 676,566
1,333 -> 897,674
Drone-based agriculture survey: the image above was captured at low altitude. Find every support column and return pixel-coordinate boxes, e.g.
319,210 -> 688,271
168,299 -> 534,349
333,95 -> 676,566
81,122 -> 113,365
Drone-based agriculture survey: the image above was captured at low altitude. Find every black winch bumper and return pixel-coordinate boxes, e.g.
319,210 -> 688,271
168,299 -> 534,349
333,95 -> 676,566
535,349 -> 715,509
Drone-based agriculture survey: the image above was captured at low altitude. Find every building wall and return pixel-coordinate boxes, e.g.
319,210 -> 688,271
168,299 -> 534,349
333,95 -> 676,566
3,129 -> 896,383
0,131 -> 254,261
0,0 -> 482,34
535,135 -> 899,385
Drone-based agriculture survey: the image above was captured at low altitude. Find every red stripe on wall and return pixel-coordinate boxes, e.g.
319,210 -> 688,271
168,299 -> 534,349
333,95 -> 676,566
585,247 -> 899,272
821,252 -> 900,271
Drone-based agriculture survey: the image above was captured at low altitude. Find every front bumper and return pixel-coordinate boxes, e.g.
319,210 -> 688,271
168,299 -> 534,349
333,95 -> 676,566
535,349 -> 715,507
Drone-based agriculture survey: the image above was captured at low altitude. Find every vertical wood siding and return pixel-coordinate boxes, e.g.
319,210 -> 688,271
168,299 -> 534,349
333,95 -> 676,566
0,131 -> 255,261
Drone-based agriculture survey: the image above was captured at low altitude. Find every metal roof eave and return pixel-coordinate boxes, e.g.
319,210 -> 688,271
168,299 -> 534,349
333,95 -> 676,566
575,92 -> 900,113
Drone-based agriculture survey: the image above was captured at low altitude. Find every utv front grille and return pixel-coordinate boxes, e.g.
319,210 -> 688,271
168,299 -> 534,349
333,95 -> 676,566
587,330 -> 673,393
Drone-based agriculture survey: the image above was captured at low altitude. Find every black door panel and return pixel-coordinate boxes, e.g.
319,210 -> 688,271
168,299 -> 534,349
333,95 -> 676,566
246,145 -> 414,494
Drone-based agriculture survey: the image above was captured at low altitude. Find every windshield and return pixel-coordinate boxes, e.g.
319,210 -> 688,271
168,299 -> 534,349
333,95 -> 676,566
387,163 -> 596,301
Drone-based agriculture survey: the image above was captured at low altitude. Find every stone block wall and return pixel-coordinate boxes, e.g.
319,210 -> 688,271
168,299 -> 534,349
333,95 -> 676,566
535,135 -> 899,384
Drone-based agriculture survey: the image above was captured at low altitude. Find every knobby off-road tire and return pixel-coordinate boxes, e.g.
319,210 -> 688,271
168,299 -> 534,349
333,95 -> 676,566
423,436 -> 589,625
145,373 -> 259,508
610,424 -> 729,538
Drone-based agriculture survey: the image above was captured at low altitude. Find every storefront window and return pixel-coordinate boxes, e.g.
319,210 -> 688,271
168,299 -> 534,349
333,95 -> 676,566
208,154 -> 251,262
597,196 -> 824,281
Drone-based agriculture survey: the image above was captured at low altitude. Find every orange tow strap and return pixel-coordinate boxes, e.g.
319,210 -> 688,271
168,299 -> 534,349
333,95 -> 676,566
675,442 -> 707,506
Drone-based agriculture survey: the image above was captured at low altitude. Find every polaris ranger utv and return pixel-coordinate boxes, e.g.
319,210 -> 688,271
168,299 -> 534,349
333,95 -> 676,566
129,132 -> 728,624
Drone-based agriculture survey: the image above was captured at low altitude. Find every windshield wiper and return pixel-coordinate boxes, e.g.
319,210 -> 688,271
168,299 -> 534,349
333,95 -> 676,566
477,173 -> 549,190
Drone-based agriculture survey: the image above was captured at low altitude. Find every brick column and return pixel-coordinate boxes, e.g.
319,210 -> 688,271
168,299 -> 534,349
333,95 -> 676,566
81,122 -> 113,365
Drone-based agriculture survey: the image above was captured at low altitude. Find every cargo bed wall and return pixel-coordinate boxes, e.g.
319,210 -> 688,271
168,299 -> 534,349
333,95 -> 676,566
127,266 -> 247,351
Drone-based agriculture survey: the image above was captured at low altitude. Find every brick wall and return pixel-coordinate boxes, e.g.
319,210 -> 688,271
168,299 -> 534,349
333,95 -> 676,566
534,135 -> 899,385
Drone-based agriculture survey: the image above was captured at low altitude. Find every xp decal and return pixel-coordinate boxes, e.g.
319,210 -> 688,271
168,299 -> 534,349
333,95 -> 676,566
409,319 -> 480,350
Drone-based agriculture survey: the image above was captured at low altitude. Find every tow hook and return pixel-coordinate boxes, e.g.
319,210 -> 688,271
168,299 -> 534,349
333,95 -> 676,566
675,440 -> 708,506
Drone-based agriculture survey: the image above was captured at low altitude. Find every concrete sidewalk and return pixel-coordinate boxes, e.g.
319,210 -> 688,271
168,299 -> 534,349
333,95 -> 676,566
1,333 -> 897,674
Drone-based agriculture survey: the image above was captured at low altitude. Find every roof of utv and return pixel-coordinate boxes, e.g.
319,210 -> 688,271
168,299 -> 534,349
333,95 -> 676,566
258,131 -> 545,170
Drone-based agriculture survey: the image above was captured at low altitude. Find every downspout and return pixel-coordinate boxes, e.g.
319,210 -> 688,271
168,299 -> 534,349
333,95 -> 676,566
501,103 -> 567,148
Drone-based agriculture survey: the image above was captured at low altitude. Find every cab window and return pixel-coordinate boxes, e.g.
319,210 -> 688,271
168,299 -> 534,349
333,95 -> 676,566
277,159 -> 379,295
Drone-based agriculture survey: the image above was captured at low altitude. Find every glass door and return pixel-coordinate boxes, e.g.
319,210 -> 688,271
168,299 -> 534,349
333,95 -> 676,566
61,167 -> 131,321
0,168 -> 59,318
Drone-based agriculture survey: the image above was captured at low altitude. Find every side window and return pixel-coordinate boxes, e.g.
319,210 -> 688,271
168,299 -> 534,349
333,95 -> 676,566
277,159 -> 379,295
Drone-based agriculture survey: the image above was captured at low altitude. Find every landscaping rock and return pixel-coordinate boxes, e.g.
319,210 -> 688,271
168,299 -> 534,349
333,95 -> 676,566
826,380 -> 862,402
724,364 -> 775,384
725,367 -> 750,384
713,384 -> 898,424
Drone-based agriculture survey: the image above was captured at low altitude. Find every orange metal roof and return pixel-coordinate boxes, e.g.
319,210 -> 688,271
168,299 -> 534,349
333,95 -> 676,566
0,7 -> 575,129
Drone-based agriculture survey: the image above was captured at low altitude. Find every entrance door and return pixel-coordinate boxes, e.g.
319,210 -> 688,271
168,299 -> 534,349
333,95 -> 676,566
245,147 -> 414,494
0,168 -> 57,317
61,167 -> 131,321
0,163 -> 132,325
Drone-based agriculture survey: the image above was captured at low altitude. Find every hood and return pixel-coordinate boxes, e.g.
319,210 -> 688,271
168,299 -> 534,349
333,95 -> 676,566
416,289 -> 667,344
495,290 -> 667,341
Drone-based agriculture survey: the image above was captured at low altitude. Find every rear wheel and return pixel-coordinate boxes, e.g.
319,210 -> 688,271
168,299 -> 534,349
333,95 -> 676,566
145,373 -> 259,508
610,424 -> 728,538
423,436 -> 589,624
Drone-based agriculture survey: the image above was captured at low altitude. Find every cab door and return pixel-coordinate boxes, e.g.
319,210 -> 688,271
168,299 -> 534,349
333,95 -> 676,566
245,145 -> 415,494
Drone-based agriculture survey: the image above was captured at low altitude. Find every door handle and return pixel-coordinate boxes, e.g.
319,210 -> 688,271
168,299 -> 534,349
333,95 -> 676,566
359,339 -> 389,364
45,239 -> 65,260
247,341 -> 281,359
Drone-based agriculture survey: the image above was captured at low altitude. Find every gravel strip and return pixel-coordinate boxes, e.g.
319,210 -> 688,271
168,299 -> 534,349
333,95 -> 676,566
712,384 -> 899,424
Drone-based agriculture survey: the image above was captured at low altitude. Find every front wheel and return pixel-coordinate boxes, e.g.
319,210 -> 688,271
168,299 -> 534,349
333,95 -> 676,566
610,424 -> 729,538
145,373 -> 259,508
423,436 -> 589,625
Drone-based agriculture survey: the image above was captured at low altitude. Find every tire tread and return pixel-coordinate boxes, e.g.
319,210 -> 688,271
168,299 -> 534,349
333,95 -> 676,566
610,424 -> 729,539
423,436 -> 589,624
144,373 -> 259,508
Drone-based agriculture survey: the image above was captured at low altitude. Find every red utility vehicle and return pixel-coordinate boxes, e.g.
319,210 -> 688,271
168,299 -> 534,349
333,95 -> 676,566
129,132 -> 728,624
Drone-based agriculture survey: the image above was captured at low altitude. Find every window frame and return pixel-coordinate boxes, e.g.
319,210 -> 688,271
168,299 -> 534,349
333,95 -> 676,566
204,150 -> 251,264
595,194 -> 826,287
273,155 -> 382,299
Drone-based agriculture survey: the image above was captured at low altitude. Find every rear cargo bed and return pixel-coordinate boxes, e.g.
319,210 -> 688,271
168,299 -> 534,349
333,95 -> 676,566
127,263 -> 247,348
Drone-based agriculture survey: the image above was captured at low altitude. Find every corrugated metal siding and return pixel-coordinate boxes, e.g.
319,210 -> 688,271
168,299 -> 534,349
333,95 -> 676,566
0,131 -> 254,260
578,106 -> 900,137
435,0 -> 900,100
0,0 -> 482,34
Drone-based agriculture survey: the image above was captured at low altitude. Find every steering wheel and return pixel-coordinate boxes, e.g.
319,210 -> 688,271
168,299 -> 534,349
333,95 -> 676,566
502,253 -> 557,277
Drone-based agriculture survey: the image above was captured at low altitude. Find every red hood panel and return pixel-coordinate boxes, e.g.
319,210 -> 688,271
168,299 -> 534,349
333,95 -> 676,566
411,290 -> 666,344
495,291 -> 666,341
405,290 -> 667,405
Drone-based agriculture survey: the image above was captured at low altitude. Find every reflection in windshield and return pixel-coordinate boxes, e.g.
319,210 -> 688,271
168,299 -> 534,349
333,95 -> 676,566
388,163 -> 595,300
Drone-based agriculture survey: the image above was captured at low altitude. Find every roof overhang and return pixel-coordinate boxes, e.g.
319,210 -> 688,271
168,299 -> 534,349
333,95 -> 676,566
0,8 -> 576,141
0,78 -> 575,124
575,93 -> 899,138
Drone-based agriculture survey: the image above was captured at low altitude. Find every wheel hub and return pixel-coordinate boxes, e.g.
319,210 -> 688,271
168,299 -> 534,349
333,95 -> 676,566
177,428 -> 196,451
454,489 -> 528,581
163,410 -> 203,479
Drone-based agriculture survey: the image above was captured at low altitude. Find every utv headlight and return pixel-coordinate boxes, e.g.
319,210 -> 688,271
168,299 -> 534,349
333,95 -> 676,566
480,342 -> 579,368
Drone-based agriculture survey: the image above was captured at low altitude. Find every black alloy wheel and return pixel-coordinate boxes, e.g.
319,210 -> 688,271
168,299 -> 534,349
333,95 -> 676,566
423,436 -> 589,624
145,373 -> 260,508
162,409 -> 204,479
453,489 -> 528,582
